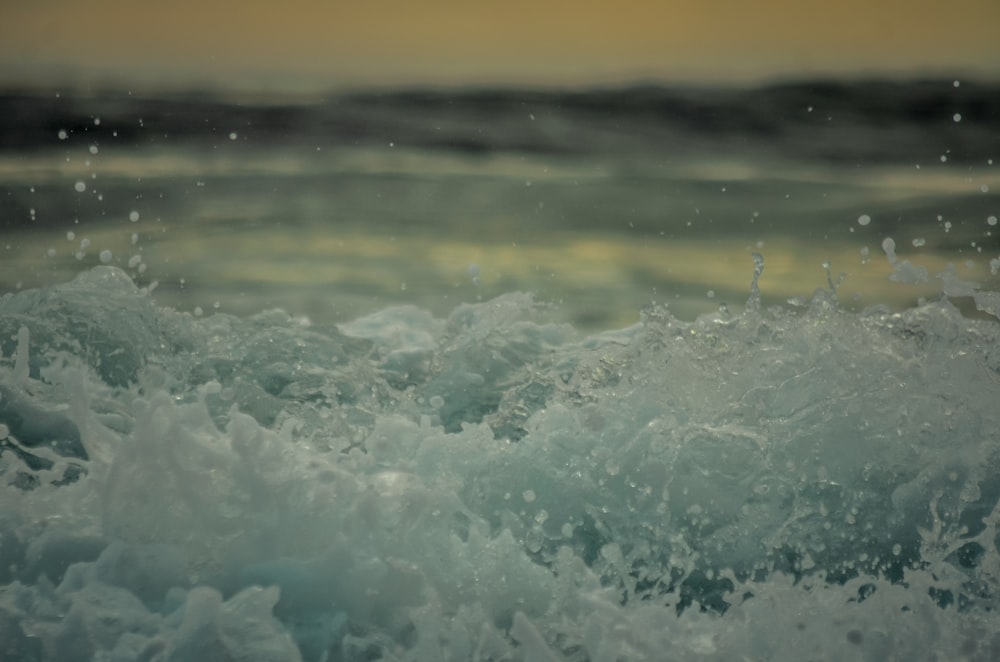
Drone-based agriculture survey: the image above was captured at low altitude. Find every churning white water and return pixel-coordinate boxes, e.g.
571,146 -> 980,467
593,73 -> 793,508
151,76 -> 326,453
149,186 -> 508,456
1,250 -> 999,661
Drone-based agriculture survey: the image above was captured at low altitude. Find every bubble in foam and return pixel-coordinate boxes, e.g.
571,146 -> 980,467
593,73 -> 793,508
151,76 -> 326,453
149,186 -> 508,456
99,249 -> 113,264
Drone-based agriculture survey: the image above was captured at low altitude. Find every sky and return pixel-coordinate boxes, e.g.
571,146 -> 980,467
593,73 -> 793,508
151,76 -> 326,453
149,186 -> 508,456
1,0 -> 999,93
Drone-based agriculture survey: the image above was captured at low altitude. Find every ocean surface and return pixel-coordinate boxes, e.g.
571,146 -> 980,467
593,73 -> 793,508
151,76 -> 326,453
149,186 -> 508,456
0,79 -> 999,661
2,79 -> 998,327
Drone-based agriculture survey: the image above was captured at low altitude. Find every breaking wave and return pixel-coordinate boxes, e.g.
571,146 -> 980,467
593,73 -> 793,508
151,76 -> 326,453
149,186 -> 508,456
2,252 -> 999,661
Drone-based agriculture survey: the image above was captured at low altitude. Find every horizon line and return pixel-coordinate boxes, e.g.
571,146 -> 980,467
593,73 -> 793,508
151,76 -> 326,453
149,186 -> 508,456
1,70 -> 997,102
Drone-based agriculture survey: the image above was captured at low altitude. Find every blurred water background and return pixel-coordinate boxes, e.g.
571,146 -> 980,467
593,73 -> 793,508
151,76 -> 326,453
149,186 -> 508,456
2,79 -> 998,328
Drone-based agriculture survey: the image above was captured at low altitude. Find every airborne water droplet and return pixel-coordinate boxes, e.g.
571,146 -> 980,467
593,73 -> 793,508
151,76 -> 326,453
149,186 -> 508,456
746,252 -> 765,312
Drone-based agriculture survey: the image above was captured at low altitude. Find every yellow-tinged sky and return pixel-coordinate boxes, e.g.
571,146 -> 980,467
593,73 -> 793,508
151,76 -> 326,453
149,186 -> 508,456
1,0 -> 998,91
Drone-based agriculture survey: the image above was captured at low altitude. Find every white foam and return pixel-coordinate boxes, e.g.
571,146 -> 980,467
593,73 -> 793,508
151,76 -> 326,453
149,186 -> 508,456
0,267 -> 998,661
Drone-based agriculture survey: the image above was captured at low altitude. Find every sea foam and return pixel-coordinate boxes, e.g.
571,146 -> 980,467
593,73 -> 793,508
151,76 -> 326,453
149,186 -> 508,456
1,263 -> 999,661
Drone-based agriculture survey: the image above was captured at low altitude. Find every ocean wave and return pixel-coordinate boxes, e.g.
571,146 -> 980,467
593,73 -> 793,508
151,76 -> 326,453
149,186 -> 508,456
1,260 -> 999,660
3,79 -> 998,164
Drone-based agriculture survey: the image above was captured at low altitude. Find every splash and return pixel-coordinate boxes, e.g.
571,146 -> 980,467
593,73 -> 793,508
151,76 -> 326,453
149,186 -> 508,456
1,263 -> 999,661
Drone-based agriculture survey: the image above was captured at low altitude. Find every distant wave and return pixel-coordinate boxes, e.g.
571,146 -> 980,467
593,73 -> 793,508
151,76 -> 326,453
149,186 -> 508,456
2,79 -> 998,164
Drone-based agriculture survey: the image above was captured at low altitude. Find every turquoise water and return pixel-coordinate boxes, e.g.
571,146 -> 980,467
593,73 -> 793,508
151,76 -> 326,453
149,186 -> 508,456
1,263 -> 999,660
